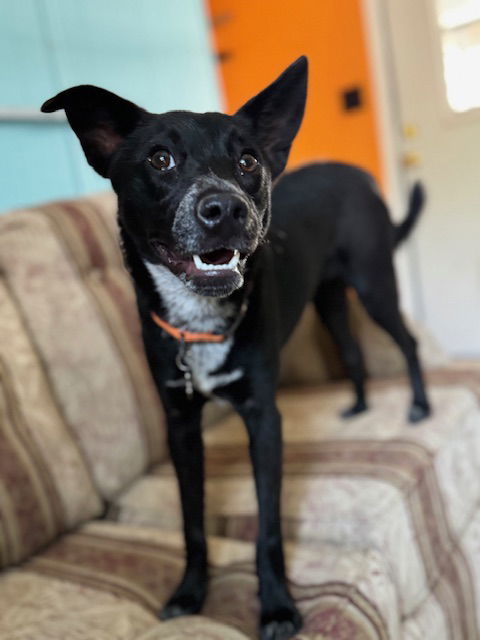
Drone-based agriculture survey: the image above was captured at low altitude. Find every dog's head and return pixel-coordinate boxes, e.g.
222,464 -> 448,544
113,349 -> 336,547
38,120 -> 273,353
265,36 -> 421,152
42,57 -> 307,297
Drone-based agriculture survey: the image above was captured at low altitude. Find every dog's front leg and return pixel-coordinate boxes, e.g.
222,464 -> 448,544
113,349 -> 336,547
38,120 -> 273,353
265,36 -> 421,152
238,398 -> 302,640
160,392 -> 208,620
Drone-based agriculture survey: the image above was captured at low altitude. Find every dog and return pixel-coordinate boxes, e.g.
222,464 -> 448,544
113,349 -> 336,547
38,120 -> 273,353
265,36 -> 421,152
272,162 -> 430,421
42,56 -> 430,640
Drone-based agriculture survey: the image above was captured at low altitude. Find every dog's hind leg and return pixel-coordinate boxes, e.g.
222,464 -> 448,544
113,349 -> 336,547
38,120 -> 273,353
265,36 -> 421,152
314,279 -> 368,417
351,264 -> 431,424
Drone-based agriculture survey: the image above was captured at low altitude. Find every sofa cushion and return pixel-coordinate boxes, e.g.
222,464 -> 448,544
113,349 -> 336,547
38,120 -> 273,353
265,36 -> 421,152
0,194 -> 166,499
401,591 -> 451,640
0,570 -> 157,640
110,369 -> 480,638
400,504 -> 480,639
0,570 -> 250,640
137,618 -> 250,640
0,278 -> 102,569
279,293 -> 447,387
16,520 -> 397,639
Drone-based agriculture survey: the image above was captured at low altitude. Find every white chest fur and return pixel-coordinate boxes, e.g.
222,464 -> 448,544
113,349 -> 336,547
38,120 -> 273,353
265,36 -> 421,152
145,262 -> 243,395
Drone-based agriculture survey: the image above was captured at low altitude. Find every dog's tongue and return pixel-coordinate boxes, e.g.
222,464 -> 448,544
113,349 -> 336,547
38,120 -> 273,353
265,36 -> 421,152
199,248 -> 234,265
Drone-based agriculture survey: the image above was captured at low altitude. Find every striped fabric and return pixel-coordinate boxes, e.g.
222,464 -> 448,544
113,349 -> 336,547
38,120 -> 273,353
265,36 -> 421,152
0,277 -> 102,567
0,190 -> 472,638
20,521 -> 396,639
0,190 -> 442,568
0,193 -> 167,568
0,194 -> 166,504
112,371 -> 480,639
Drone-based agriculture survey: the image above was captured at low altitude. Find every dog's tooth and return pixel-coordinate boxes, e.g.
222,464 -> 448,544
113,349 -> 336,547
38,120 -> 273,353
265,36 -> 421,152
193,254 -> 204,270
194,255 -> 215,271
227,250 -> 240,269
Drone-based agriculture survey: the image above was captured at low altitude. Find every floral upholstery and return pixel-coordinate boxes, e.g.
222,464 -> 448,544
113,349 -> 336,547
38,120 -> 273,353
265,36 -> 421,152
0,195 -> 166,504
110,372 -> 480,638
4,522 -> 396,639
0,191 -> 477,639
0,278 -> 102,567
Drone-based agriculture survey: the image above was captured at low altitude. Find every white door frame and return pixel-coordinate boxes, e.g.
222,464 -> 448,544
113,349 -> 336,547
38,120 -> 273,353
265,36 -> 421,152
360,0 -> 426,323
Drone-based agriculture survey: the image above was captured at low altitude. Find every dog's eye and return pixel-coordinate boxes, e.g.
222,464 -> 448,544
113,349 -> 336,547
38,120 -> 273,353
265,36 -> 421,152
149,149 -> 176,171
238,153 -> 258,173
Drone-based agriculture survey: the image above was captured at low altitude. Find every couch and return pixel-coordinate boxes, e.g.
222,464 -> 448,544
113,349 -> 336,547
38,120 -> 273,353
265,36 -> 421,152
0,192 -> 479,640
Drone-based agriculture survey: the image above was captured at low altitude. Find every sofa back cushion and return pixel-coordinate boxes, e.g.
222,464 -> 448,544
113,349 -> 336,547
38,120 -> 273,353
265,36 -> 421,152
280,291 -> 447,387
0,194 -> 167,506
0,278 -> 103,568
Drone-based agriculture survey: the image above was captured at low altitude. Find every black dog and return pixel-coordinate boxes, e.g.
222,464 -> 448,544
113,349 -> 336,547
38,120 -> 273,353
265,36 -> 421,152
272,162 -> 430,422
42,56 -> 429,640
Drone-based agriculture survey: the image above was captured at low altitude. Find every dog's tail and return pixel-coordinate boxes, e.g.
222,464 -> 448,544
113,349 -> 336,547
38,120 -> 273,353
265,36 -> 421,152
394,181 -> 425,247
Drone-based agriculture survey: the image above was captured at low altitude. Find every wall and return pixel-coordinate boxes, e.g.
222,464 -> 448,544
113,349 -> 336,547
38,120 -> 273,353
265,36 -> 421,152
0,0 -> 221,212
207,0 -> 382,184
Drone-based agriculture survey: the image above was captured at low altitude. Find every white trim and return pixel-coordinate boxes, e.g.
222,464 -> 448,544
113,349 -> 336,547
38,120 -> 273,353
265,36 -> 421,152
361,0 -> 403,208
0,109 -> 66,123
360,0 -> 425,320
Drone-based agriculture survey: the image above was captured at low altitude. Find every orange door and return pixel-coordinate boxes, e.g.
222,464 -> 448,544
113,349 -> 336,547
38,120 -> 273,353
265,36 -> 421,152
207,0 -> 382,184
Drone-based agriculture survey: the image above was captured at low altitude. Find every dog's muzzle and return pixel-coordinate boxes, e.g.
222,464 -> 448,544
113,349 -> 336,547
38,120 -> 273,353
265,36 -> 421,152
148,178 -> 263,296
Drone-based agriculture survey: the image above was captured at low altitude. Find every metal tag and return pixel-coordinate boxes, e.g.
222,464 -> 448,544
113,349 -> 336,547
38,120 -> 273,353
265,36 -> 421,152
175,339 -> 194,399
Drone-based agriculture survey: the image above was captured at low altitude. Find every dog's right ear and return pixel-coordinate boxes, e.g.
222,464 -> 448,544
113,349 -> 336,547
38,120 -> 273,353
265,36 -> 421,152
234,56 -> 308,179
41,86 -> 146,178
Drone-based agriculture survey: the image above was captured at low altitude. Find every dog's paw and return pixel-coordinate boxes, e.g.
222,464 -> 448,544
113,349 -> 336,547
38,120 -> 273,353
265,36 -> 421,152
160,594 -> 204,620
408,402 -> 431,424
261,619 -> 301,640
260,607 -> 302,640
341,400 -> 368,419
159,579 -> 207,620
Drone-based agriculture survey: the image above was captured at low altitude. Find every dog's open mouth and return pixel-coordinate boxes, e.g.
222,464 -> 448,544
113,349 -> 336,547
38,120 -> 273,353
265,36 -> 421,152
193,249 -> 240,272
148,239 -> 248,295
150,241 -> 246,283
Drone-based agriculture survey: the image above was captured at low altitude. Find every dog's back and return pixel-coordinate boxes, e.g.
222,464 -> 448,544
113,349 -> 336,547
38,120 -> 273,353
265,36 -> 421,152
271,161 -> 423,293
270,161 -> 430,423
269,162 -> 394,339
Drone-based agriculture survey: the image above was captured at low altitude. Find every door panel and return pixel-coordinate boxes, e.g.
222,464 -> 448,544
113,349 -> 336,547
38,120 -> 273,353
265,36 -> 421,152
207,0 -> 383,184
386,0 -> 480,356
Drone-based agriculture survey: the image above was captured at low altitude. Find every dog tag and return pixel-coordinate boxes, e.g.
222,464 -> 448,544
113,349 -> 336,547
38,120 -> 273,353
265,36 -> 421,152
175,341 -> 194,399
183,369 -> 194,399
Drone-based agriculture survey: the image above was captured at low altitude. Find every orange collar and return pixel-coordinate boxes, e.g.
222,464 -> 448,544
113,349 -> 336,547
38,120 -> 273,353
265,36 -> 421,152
150,311 -> 226,343
150,281 -> 253,345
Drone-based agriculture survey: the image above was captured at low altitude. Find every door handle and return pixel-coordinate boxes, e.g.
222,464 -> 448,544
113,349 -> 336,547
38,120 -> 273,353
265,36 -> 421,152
402,151 -> 421,167
403,123 -> 418,139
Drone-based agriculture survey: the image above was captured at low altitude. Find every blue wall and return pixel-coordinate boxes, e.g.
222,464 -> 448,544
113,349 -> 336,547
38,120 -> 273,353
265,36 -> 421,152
0,0 -> 221,212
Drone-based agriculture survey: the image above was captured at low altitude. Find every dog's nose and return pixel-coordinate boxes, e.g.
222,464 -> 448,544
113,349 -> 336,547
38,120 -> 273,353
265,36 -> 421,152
196,193 -> 248,230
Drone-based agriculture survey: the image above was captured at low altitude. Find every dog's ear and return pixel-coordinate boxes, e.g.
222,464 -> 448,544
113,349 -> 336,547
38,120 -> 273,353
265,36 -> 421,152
41,86 -> 146,177
235,56 -> 308,178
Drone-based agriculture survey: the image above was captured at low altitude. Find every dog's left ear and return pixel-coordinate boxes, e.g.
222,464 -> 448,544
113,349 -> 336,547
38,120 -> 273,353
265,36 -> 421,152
235,56 -> 308,178
41,85 -> 146,178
